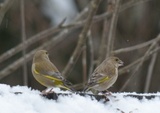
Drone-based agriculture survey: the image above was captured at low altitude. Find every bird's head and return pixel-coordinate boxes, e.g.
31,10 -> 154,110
33,50 -> 49,62
109,57 -> 124,68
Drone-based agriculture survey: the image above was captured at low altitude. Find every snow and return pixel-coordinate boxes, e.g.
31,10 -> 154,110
0,84 -> 160,113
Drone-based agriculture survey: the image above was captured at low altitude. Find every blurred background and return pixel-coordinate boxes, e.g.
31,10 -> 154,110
0,0 -> 160,93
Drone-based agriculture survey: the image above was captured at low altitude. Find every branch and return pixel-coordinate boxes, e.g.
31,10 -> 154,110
20,0 -> 28,85
0,0 -> 15,25
87,31 -> 94,76
0,1 -> 91,79
97,1 -> 110,65
120,38 -> 158,91
62,0 -> 101,76
119,46 -> 160,75
113,34 -> 160,54
106,0 -> 121,57
0,0 -> 151,63
144,45 -> 158,93
82,46 -> 87,83
0,19 -> 67,64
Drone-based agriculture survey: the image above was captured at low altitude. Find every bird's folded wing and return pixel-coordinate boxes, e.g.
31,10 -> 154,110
90,73 -> 110,85
34,63 -> 63,82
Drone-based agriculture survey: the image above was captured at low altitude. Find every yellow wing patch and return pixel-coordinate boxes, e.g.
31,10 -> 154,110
45,75 -> 62,82
34,68 -> 39,74
98,76 -> 109,83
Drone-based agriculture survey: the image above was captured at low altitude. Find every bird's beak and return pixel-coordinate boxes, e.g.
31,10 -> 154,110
119,60 -> 124,66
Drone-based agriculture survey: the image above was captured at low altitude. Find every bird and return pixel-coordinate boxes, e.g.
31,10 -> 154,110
31,50 -> 73,92
84,56 -> 123,93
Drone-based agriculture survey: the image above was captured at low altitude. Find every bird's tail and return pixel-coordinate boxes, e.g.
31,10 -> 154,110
62,79 -> 75,92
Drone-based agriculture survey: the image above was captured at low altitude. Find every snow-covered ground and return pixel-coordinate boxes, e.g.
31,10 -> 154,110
0,84 -> 160,113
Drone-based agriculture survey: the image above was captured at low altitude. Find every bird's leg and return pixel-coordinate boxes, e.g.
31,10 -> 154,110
102,90 -> 112,96
41,88 -> 55,95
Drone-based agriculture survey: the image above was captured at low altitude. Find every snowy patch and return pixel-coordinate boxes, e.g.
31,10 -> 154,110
0,84 -> 160,113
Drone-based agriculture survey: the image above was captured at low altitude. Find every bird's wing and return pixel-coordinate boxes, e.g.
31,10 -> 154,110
33,61 -> 64,82
88,63 -> 116,86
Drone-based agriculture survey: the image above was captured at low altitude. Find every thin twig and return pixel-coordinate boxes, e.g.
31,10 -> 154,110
0,0 -> 151,63
87,31 -> 94,76
113,34 -> 160,54
0,3 -> 91,79
144,45 -> 158,93
62,0 -> 101,76
82,46 -> 87,83
20,0 -> 28,86
97,1 -> 110,65
106,0 -> 121,57
0,0 -> 15,25
119,46 -> 160,75
0,19 -> 67,64
119,41 -> 157,91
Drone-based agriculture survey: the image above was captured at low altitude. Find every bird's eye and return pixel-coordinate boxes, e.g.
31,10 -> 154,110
115,58 -> 119,61
45,51 -> 48,54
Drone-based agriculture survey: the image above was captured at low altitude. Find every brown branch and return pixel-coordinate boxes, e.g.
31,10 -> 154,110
106,0 -> 121,57
0,19 -> 68,64
20,0 -> 28,86
97,1 -> 110,65
0,0 -> 151,64
0,27 -> 77,79
87,31 -> 94,76
0,1 -> 91,79
82,46 -> 87,83
119,45 -> 160,75
0,0 -> 15,25
144,45 -> 158,93
62,0 -> 101,76
120,39 -> 158,91
113,34 -> 160,54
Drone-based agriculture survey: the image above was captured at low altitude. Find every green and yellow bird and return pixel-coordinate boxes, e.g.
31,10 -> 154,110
84,57 -> 123,93
32,50 -> 72,91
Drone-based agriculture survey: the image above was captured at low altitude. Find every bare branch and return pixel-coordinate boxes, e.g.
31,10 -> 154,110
20,0 -> 28,85
0,0 -> 15,25
82,46 -> 87,83
120,38 -> 158,91
106,0 -> 121,57
62,0 -> 101,76
0,0 -> 152,63
119,45 -> 160,75
144,45 -> 158,93
87,31 -> 94,76
0,2 -> 92,79
113,34 -> 160,54
97,1 -> 110,65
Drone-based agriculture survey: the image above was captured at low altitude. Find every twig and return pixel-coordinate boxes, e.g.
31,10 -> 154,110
97,1 -> 110,65
120,0 -> 151,12
0,19 -> 67,64
0,0 -> 151,63
106,0 -> 121,57
113,34 -> 160,54
62,0 -> 101,76
82,46 -> 87,83
20,0 -> 28,86
87,31 -> 94,76
92,0 -> 151,23
0,1 -> 91,79
119,45 -> 160,75
0,0 -> 15,25
144,45 -> 158,93
119,40 -> 157,91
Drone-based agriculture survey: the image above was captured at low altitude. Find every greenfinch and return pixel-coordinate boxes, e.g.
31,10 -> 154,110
84,57 -> 123,92
32,50 -> 72,91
